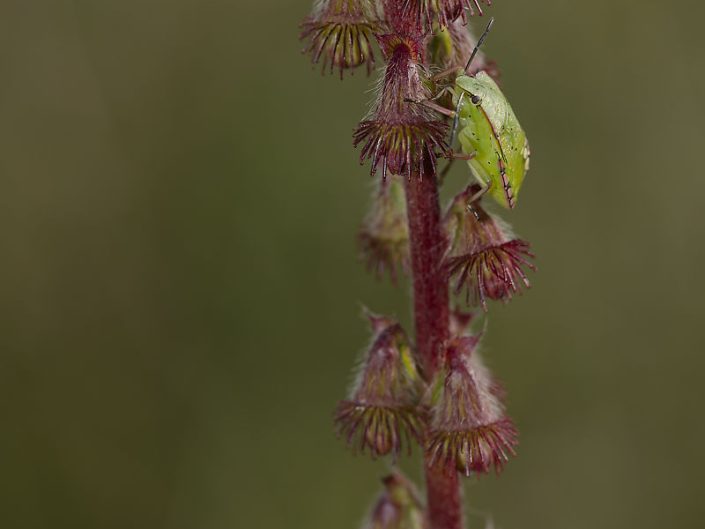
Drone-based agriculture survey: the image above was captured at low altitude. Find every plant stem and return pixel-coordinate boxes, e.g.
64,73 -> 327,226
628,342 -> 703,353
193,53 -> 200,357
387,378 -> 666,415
425,464 -> 462,529
404,173 -> 449,377
404,172 -> 461,529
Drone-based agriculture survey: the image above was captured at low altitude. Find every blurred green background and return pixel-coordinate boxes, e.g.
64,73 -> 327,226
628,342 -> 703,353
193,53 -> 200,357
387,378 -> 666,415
2,1 -> 705,528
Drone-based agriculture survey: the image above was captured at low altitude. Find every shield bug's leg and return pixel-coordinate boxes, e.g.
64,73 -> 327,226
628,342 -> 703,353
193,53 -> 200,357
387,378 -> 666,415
404,98 -> 456,118
468,181 -> 491,204
450,91 -> 482,146
467,180 -> 492,219
447,151 -> 475,161
431,67 -> 463,83
449,91 -> 465,147
438,159 -> 454,185
430,86 -> 453,102
440,160 -> 454,180
438,151 -> 476,185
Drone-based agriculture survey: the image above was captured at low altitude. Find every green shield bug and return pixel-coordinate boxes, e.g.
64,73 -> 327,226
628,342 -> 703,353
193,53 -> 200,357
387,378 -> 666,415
420,18 -> 531,209
452,69 -> 530,209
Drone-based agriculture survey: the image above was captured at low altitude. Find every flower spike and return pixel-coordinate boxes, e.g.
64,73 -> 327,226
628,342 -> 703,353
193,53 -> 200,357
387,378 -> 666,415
300,0 -> 382,78
354,34 -> 448,178
426,336 -> 517,475
335,314 -> 424,458
444,185 -> 536,310
359,177 -> 410,282
299,0 -> 537,524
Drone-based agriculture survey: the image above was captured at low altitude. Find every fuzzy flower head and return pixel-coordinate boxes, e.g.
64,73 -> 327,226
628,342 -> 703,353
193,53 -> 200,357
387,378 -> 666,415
335,314 -> 424,458
402,0 -> 493,32
301,0 -> 382,78
426,336 -> 517,475
444,185 -> 536,310
364,472 -> 425,529
354,34 -> 448,179
359,177 -> 410,282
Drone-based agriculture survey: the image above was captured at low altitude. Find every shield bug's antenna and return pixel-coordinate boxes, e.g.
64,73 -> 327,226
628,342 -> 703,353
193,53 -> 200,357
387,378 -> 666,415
464,17 -> 495,73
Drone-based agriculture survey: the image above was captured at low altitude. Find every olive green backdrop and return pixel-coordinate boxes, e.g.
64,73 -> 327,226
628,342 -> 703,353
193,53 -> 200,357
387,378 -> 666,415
1,1 -> 704,528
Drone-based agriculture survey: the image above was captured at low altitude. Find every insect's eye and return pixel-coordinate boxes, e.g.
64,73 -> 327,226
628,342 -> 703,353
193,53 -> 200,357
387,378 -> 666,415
471,95 -> 481,105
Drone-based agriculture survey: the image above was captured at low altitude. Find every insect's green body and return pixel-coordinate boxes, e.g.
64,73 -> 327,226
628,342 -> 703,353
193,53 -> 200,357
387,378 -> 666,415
452,71 -> 530,209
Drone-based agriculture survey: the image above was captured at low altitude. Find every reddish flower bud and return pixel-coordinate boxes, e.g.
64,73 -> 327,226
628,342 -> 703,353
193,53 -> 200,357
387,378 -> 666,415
335,314 -> 424,458
444,186 -> 536,310
364,472 -> 425,529
403,0 -> 492,32
426,336 -> 517,475
354,34 -> 448,179
300,0 -> 382,78
359,177 -> 410,282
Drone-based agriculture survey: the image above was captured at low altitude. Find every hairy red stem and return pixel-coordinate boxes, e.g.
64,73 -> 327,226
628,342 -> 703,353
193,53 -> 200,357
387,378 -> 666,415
404,173 -> 461,529
404,173 -> 449,377
425,464 -> 462,529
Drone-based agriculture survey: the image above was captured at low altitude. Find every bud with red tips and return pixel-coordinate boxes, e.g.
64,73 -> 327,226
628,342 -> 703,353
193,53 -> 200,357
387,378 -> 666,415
444,185 -> 536,310
335,314 -> 424,458
354,34 -> 448,179
300,0 -> 383,78
364,472 -> 425,529
359,177 -> 410,283
426,335 -> 517,475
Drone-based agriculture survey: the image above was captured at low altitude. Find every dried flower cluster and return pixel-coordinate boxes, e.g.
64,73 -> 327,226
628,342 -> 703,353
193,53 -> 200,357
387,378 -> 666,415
354,33 -> 449,179
300,1 -> 535,528
445,185 -> 535,310
301,0 -> 382,77
426,335 -> 517,475
358,178 -> 410,282
335,314 -> 423,457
